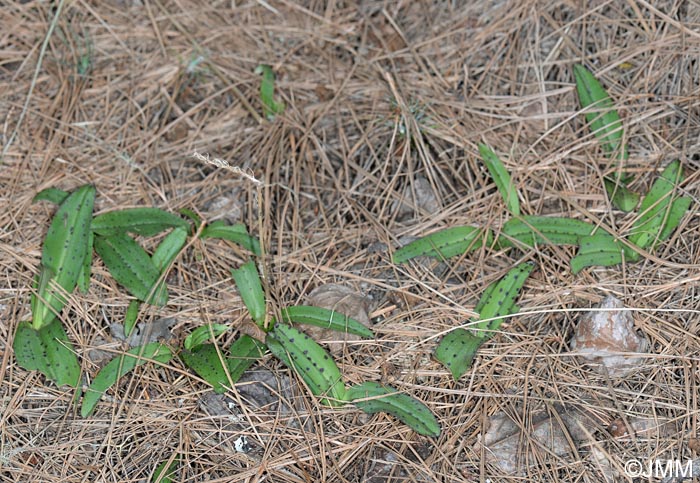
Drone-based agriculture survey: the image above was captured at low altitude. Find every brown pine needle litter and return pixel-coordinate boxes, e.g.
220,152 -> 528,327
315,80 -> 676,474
2,1 -> 700,482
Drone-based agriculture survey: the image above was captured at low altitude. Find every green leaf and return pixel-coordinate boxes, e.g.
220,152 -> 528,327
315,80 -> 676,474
76,230 -> 94,294
81,342 -> 173,417
94,233 -> 168,305
231,260 -> 266,326
278,306 -> 374,338
92,208 -> 188,237
629,161 -> 690,250
32,184 -> 96,330
392,226 -> 492,263
255,64 -> 285,120
472,263 -> 534,333
347,382 -> 440,437
499,216 -> 596,248
226,335 -> 266,382
152,455 -> 179,483
152,227 -> 188,271
573,64 -> 627,160
14,319 -> 81,387
434,263 -> 534,381
434,328 -> 486,380
570,232 -> 627,274
659,196 -> 692,241
178,208 -> 201,232
33,187 -> 69,205
180,343 -> 229,394
603,177 -> 639,212
184,324 -> 230,351
574,64 -> 635,211
201,221 -> 261,256
266,324 -> 346,406
478,143 -> 520,216
123,299 -> 140,338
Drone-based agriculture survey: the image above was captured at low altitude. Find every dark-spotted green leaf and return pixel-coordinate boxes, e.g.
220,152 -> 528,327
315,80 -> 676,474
471,262 -> 534,333
81,342 -> 173,417
434,263 -> 534,380
94,233 -> 168,305
347,381 -> 440,437
32,184 -> 95,330
479,143 -> 520,216
227,335 -> 266,382
393,226 -> 493,263
14,319 -> 81,387
278,306 -> 374,338
573,64 -> 627,160
266,324 -> 346,406
574,64 -> 637,211
231,260 -> 266,326
77,230 -> 94,294
92,208 -> 188,237
255,64 -> 285,120
152,455 -> 179,483
629,161 -> 690,250
33,187 -> 69,205
180,343 -> 229,394
184,324 -> 230,351
500,216 -> 596,248
201,220 -> 261,256
434,328 -> 485,381
571,232 -> 628,274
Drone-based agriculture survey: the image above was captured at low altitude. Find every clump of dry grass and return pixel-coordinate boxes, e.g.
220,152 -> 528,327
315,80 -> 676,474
1,1 -> 699,482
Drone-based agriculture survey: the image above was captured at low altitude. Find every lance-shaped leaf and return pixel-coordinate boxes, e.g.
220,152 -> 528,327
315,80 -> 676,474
347,381 -> 441,437
479,143 -> 520,216
573,64 -> 627,159
434,263 -> 534,380
32,184 -> 95,330
255,64 -> 285,120
277,306 -> 374,338
231,260 -> 266,326
629,160 -> 691,250
499,216 -> 596,248
94,233 -> 168,305
184,324 -> 230,351
33,187 -> 69,205
571,232 -> 629,274
14,319 -> 81,387
393,226 -> 493,263
266,324 -> 347,406
92,208 -> 188,237
81,342 -> 173,417
574,64 -> 639,211
201,220 -> 261,256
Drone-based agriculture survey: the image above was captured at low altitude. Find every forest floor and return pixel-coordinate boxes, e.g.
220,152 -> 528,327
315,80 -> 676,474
2,1 -> 700,482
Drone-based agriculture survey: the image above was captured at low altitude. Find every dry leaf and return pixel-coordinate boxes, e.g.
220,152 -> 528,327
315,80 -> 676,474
474,404 -> 600,475
393,176 -> 441,219
569,296 -> 649,376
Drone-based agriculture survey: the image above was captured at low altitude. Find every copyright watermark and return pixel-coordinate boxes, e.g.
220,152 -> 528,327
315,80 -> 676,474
624,459 -> 694,479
